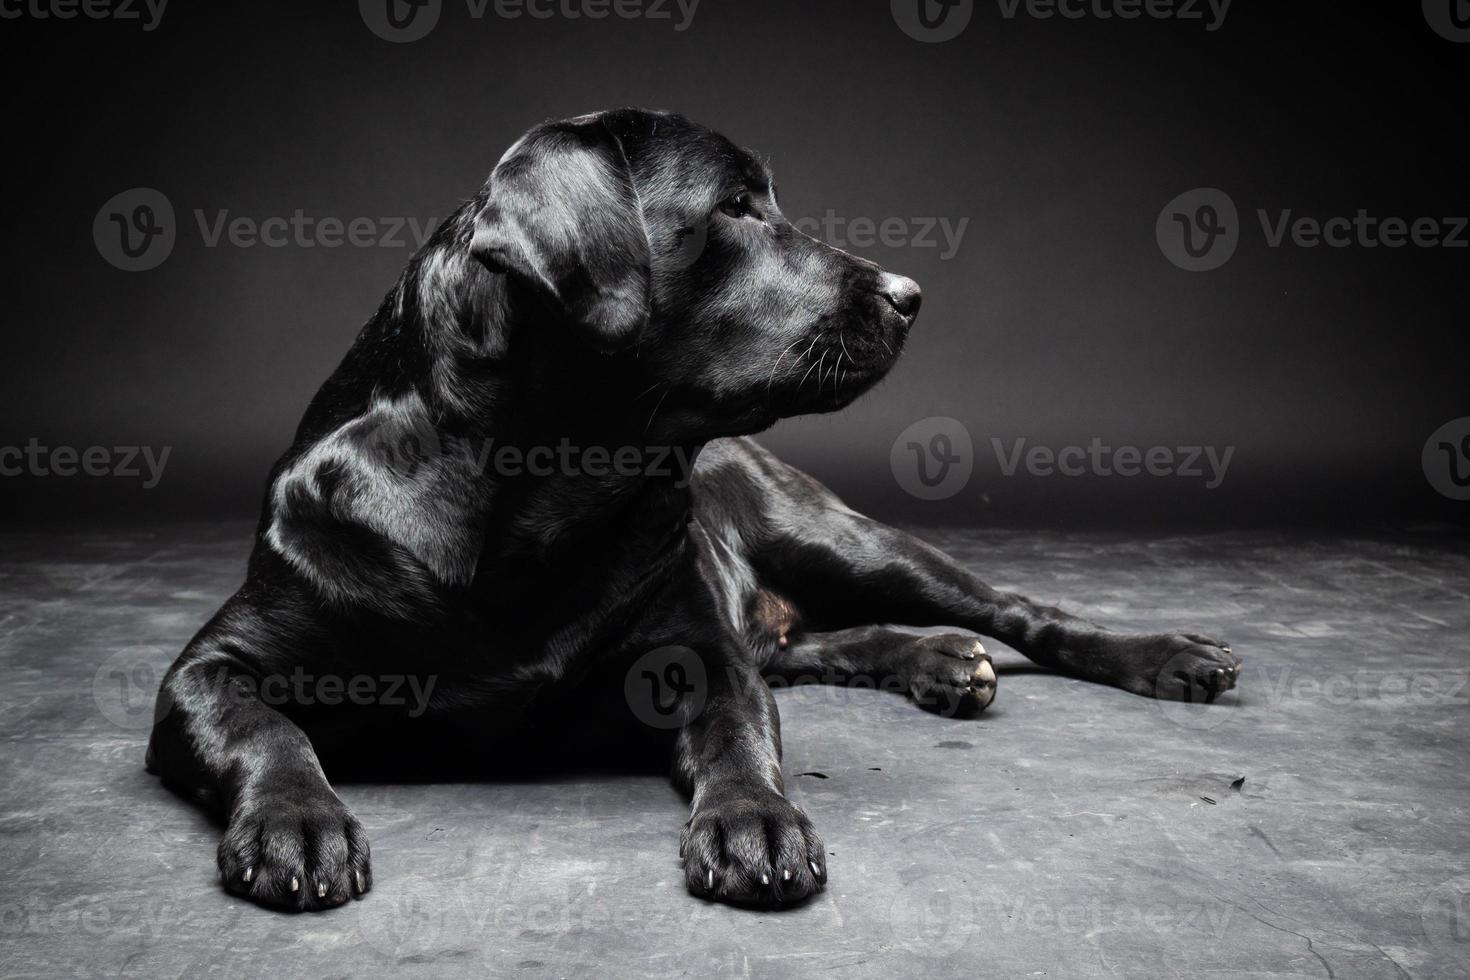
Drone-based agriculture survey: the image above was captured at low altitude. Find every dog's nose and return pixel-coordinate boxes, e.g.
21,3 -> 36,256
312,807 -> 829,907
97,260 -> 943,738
879,273 -> 922,320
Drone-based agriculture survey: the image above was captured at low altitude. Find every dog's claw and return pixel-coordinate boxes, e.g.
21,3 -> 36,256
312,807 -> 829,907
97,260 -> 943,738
354,870 -> 366,894
290,876 -> 300,893
761,872 -> 770,886
242,866 -> 254,884
706,869 -> 714,892
782,868 -> 792,882
317,882 -> 328,898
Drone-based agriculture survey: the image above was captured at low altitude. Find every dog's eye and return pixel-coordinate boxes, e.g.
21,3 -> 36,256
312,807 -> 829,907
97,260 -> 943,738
718,192 -> 759,220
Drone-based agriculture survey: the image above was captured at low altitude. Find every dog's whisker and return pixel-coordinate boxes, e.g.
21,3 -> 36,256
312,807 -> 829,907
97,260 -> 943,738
644,388 -> 672,435
767,336 -> 808,396
797,355 -> 822,395
796,333 -> 827,395
634,380 -> 666,402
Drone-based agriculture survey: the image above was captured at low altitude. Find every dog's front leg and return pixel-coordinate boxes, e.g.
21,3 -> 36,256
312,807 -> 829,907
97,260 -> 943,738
148,642 -> 372,910
672,649 -> 826,906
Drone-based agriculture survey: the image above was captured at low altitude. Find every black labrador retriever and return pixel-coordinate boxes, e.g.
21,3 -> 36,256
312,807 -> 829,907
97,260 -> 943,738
147,108 -> 1241,911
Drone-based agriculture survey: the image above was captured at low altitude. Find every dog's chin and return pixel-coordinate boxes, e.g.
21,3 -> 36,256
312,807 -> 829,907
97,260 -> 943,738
775,357 -> 895,418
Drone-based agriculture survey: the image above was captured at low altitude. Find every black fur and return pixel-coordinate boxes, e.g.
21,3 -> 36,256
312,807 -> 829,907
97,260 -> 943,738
147,108 -> 1240,912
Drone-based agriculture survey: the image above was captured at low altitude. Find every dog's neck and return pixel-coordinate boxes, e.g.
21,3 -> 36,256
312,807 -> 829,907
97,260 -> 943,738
397,223 -> 702,566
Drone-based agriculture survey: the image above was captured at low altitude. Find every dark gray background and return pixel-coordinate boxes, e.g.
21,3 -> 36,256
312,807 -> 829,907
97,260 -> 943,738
3,0 -> 1466,528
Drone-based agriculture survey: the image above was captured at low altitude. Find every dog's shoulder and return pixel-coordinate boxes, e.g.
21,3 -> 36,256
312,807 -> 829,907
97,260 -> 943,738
256,387 -> 485,618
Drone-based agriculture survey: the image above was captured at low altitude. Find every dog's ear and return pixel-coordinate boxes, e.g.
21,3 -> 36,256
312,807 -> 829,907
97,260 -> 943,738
470,117 -> 651,348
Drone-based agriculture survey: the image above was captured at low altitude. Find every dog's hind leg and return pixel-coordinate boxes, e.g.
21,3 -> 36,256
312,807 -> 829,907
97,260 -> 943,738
763,625 -> 997,715
147,609 -> 372,912
758,507 -> 1239,702
702,437 -> 1240,702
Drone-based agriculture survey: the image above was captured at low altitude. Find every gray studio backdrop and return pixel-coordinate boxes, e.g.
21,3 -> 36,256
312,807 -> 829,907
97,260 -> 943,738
3,0 -> 1466,527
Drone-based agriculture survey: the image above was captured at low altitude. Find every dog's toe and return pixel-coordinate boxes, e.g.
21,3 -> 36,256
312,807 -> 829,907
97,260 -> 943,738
218,792 -> 370,912
1149,636 -> 1242,703
681,790 -> 825,907
908,635 -> 996,716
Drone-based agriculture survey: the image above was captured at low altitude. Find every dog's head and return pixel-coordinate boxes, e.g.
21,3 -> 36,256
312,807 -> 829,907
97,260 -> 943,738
470,109 -> 920,438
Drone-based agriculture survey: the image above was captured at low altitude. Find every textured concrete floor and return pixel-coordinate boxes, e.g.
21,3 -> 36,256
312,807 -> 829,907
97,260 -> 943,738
2,523 -> 1469,979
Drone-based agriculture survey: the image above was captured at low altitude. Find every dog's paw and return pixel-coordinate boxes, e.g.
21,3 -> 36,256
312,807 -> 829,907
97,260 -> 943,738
906,634 -> 997,716
1141,633 -> 1241,702
217,790 -> 371,912
681,789 -> 826,906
